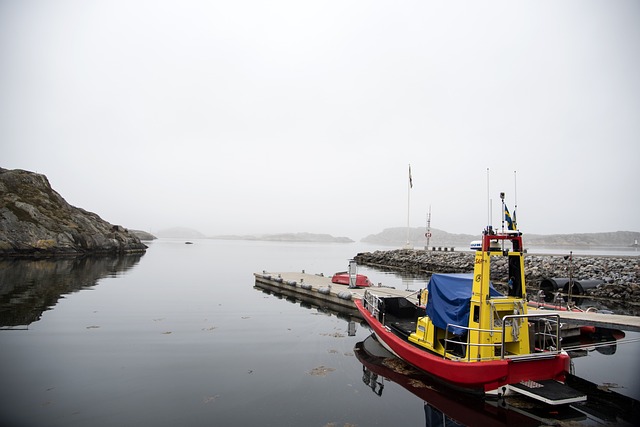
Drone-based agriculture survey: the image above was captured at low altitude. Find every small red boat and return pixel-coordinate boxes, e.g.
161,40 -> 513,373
331,272 -> 372,287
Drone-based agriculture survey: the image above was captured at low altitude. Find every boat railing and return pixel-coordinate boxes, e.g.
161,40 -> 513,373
362,290 -> 382,322
501,313 -> 561,359
443,324 -> 502,362
444,313 -> 562,362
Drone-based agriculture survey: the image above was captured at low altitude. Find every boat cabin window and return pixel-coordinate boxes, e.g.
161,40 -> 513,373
508,255 -> 523,297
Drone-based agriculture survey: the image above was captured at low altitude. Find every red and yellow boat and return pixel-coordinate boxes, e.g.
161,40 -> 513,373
355,227 -> 585,403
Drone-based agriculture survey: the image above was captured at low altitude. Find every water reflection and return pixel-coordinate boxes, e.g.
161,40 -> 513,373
254,285 -> 362,322
354,334 -> 639,427
563,327 -> 625,358
354,335 -> 546,427
0,255 -> 143,327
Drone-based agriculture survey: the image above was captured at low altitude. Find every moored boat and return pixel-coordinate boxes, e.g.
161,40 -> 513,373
355,225 -> 585,403
331,272 -> 372,287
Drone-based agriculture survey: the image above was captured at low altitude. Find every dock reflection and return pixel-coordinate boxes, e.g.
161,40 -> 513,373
0,255 -> 143,328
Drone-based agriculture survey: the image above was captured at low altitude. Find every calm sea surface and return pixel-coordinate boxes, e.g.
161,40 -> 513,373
1,239 -> 638,427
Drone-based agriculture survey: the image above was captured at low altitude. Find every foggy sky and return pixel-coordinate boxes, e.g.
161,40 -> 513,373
2,1 -> 639,240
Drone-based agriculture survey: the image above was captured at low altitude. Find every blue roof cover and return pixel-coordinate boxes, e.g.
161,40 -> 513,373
426,273 -> 502,335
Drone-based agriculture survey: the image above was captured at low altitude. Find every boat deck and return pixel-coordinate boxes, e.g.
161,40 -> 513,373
385,316 -> 417,339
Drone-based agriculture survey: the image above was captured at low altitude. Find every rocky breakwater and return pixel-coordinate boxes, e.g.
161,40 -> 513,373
0,168 -> 147,257
354,249 -> 640,314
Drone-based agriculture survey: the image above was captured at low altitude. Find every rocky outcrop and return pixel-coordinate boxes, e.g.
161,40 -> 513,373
0,168 -> 147,257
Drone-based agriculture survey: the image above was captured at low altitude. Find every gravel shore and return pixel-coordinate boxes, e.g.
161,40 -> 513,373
354,249 -> 640,316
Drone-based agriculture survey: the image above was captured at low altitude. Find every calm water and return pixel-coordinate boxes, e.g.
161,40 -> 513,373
1,239 -> 638,427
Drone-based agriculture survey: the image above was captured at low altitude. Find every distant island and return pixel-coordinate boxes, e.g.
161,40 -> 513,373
153,228 -> 353,243
131,230 -> 156,241
151,226 -> 640,248
362,227 -> 640,248
210,232 -> 354,243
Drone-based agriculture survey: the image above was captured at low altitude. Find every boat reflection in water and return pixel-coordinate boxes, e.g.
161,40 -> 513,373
562,327 -> 625,358
355,334 -> 589,427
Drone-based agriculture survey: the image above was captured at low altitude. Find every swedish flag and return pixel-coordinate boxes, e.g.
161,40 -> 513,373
505,205 -> 516,231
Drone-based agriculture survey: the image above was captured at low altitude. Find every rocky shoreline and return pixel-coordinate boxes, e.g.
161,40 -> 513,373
354,249 -> 640,316
0,168 -> 146,257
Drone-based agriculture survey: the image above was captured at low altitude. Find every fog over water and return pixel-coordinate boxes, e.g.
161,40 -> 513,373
2,1 -> 639,239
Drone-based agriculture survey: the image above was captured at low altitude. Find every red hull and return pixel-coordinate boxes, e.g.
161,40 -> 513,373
354,299 -> 570,393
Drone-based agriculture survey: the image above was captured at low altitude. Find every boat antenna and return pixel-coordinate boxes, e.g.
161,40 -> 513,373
486,168 -> 491,231
425,205 -> 432,250
500,191 -> 506,252
514,170 -> 518,230
500,191 -> 505,233
566,251 -> 574,308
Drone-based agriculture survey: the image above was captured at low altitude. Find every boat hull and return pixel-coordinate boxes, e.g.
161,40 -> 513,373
331,273 -> 371,287
354,299 -> 571,393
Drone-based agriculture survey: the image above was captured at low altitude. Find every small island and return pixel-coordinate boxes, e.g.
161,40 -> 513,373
210,232 -> 354,243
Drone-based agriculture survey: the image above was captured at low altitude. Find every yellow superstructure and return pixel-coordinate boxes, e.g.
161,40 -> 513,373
409,231 -> 531,362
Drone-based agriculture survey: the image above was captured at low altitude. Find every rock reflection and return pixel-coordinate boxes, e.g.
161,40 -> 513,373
0,254 -> 143,327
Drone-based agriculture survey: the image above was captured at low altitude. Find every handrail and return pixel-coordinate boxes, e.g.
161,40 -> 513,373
443,312 -> 562,362
444,324 -> 503,362
501,313 -> 561,359
362,291 -> 382,322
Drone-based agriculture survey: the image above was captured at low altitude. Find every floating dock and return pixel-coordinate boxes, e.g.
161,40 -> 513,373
253,271 -> 416,318
254,271 -> 640,332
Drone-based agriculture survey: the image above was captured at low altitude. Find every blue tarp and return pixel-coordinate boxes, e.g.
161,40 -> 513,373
426,273 -> 502,335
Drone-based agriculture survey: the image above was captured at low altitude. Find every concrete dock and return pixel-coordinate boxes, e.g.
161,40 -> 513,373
254,271 -> 417,319
254,271 -> 640,333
